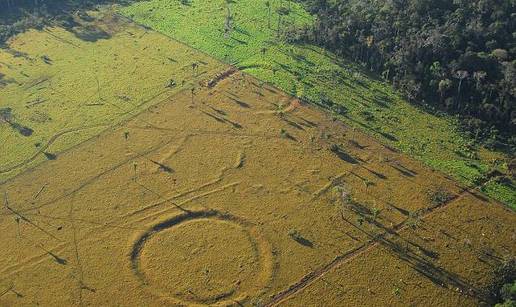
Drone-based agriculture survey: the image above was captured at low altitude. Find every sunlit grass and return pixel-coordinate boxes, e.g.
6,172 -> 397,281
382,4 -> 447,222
120,0 -> 514,207
0,11 -> 223,181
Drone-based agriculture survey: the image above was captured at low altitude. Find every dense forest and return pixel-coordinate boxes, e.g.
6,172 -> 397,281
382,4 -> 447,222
297,0 -> 515,150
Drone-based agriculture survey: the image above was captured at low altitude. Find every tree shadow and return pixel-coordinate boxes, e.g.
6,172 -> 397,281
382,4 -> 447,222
330,144 -> 358,164
341,207 -> 494,304
391,164 -> 417,177
289,230 -> 314,248
227,96 -> 251,108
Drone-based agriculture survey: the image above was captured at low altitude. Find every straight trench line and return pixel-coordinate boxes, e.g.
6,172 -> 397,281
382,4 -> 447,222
0,179 -> 238,280
2,11 -> 507,303
264,186 -> 484,306
0,28 -> 226,186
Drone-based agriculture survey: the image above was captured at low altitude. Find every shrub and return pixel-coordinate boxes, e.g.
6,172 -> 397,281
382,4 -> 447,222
280,128 -> 288,138
428,188 -> 453,206
43,152 -> 57,160
487,259 -> 516,306
0,107 -> 13,122
331,104 -> 347,116
406,212 -> 421,229
329,143 -> 340,153
371,207 -> 380,221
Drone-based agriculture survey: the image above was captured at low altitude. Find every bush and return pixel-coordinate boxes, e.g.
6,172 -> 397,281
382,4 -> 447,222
487,259 -> 516,305
331,104 -> 348,116
428,188 -> 453,206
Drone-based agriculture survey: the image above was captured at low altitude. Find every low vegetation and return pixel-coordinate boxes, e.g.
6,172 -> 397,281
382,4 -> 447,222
0,1 -> 514,206
487,260 -> 516,306
0,9 -> 223,182
120,0 -> 514,207
0,2 -> 514,306
428,188 -> 454,206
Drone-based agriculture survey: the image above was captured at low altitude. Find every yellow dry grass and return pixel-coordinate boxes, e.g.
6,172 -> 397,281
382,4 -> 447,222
0,64 -> 514,306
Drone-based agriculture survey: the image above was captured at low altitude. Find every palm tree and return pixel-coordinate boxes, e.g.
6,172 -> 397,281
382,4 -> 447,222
260,47 -> 267,59
192,62 -> 198,79
454,70 -> 469,110
473,71 -> 487,91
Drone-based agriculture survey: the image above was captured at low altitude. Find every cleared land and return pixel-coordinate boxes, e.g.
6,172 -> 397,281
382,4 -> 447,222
0,9 -> 224,182
120,0 -> 515,207
0,24 -> 514,304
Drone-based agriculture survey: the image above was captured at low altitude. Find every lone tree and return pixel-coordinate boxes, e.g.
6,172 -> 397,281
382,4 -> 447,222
260,46 -> 267,59
191,87 -> 195,104
191,62 -> 199,79
454,70 -> 469,110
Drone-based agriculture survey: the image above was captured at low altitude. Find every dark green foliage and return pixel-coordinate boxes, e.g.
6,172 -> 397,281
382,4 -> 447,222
428,188 -> 453,206
43,152 -> 57,160
297,0 -> 515,150
499,282 -> 516,305
486,259 -> 516,306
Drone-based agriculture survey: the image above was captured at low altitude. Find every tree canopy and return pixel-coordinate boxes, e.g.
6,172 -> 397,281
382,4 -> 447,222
298,0 -> 515,150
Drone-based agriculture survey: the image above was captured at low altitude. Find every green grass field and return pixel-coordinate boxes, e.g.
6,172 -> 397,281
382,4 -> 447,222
120,0 -> 514,207
0,10 -> 223,182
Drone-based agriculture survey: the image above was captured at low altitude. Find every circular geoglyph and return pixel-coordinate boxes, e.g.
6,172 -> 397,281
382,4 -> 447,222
130,210 -> 273,305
